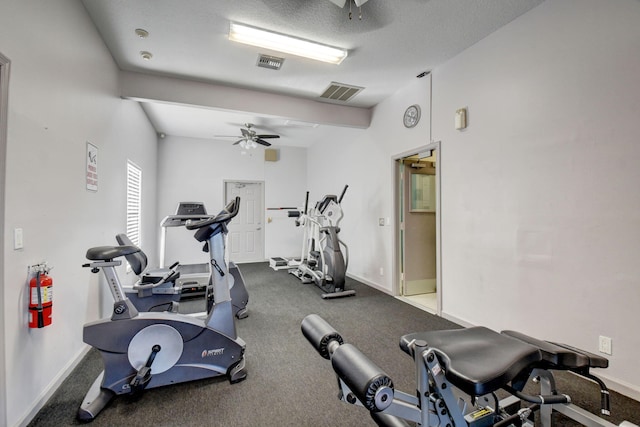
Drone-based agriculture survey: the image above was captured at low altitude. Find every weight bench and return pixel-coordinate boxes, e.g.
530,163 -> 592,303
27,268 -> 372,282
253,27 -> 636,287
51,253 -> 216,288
302,314 -> 637,427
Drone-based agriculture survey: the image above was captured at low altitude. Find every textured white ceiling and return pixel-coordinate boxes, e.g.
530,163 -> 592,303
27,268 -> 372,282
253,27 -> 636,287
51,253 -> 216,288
81,0 -> 544,146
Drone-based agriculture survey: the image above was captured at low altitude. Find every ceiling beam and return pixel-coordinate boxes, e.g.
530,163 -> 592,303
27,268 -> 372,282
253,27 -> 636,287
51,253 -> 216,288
119,71 -> 371,129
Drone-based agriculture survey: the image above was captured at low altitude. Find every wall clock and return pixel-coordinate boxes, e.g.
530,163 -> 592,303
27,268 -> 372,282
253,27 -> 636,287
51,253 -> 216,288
403,104 -> 421,128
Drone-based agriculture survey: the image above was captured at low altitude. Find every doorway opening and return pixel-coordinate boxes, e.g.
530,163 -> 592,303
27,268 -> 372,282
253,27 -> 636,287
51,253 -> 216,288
394,142 -> 441,314
224,180 -> 265,263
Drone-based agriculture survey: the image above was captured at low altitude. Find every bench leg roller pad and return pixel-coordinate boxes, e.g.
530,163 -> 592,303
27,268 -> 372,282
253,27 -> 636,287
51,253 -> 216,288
332,343 -> 394,412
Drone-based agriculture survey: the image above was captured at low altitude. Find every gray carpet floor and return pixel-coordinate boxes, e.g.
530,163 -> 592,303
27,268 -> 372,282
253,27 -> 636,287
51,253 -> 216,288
28,262 -> 640,426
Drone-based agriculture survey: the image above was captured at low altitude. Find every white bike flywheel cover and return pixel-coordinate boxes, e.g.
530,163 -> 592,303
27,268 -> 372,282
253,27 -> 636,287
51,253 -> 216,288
127,324 -> 183,374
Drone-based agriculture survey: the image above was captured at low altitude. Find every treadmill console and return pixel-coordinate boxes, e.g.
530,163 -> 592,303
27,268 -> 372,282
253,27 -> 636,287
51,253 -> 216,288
176,202 -> 207,216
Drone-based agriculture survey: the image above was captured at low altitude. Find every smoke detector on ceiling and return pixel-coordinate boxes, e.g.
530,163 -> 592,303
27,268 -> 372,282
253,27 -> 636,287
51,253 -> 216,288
257,54 -> 285,70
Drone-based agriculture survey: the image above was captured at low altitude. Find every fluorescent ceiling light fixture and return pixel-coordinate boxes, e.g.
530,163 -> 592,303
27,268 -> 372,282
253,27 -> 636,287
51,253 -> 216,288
229,22 -> 348,65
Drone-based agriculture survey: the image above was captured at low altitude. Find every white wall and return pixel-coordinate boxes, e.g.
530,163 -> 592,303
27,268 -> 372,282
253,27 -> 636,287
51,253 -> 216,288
0,1 -> 158,425
307,75 -> 432,289
432,0 -> 640,396
157,136 -> 307,265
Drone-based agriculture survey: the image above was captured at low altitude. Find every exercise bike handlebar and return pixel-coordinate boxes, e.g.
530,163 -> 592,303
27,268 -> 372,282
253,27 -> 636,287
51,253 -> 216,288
185,197 -> 240,230
132,261 -> 180,290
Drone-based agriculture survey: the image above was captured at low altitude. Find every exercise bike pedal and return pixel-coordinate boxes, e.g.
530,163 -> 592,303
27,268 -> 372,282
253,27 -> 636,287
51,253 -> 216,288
129,344 -> 161,395
129,366 -> 152,396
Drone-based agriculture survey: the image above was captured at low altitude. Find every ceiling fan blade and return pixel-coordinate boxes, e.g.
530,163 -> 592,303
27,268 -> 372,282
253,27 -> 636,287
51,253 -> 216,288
240,128 -> 251,138
232,139 -> 244,145
256,134 -> 280,139
215,135 -> 242,138
256,138 -> 272,147
328,0 -> 347,7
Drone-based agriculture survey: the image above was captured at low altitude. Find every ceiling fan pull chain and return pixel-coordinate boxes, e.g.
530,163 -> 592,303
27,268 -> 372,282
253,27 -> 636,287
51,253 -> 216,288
349,0 -> 352,20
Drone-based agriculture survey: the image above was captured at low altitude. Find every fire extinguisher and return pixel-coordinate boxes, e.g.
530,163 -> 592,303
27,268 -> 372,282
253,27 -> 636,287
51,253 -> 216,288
29,266 -> 53,328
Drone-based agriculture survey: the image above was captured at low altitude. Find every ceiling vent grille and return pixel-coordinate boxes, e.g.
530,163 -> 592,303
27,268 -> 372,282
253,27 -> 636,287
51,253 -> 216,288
257,54 -> 284,70
319,82 -> 363,103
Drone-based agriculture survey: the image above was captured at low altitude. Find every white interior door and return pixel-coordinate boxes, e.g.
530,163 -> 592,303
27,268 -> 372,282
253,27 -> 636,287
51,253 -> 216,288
224,181 -> 264,263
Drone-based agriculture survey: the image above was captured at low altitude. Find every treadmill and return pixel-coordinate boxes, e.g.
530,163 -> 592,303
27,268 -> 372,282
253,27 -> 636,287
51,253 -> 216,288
159,202 -> 212,298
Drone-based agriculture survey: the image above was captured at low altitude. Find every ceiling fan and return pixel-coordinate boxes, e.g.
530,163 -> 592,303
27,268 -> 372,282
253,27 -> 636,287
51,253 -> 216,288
328,0 -> 371,20
216,123 -> 280,148
329,0 -> 369,7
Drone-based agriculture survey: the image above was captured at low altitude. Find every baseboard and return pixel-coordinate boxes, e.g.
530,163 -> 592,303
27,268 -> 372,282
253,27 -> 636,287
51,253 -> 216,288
346,272 -> 392,295
439,311 -> 474,328
16,344 -> 91,427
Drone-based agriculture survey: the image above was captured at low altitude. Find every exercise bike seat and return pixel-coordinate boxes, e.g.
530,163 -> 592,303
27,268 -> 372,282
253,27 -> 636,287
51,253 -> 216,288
501,330 -> 608,369
399,327 -> 542,396
86,245 -> 140,262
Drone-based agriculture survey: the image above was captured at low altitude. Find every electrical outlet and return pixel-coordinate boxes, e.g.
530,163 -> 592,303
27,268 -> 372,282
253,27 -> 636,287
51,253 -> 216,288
599,335 -> 612,355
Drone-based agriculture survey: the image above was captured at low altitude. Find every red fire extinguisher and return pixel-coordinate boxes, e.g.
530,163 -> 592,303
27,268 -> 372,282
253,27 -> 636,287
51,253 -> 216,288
29,268 -> 53,328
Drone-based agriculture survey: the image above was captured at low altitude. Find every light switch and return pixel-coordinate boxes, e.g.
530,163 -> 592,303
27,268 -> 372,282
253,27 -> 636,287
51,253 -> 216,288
14,228 -> 23,250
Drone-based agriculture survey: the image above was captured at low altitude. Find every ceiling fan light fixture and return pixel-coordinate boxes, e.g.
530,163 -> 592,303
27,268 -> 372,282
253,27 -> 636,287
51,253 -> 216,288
229,22 -> 348,65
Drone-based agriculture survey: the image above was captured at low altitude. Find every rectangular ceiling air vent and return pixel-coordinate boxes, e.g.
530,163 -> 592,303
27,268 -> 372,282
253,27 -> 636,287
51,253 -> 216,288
257,54 -> 284,70
319,82 -> 364,103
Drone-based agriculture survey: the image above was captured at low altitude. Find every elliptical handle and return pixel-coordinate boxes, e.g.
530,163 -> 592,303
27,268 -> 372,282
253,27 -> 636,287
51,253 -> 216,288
304,191 -> 309,215
185,197 -> 240,230
338,185 -> 348,204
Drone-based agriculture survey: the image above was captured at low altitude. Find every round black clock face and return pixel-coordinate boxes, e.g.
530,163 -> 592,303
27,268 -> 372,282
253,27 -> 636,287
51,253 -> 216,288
403,104 -> 421,128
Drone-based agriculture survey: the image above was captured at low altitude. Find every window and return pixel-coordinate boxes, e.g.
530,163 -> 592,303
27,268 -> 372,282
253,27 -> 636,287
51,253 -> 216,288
126,160 -> 142,247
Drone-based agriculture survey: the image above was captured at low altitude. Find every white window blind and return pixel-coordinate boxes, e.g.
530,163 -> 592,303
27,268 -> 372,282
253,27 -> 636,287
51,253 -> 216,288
126,160 -> 142,247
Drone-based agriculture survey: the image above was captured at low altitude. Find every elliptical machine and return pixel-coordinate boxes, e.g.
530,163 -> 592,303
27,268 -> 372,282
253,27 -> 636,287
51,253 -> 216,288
289,185 -> 355,299
77,197 -> 247,422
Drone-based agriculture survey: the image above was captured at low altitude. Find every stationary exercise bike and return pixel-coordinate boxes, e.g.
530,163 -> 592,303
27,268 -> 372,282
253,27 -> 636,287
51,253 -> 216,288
302,314 -> 637,427
289,185 -> 355,299
77,197 -> 247,422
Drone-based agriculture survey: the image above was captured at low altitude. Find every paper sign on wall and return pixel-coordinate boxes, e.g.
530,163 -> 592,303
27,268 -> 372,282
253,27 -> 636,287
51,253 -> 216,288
86,142 -> 98,192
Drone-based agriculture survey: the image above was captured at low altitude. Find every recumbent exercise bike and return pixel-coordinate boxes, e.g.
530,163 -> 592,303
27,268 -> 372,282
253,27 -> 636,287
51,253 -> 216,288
302,314 -> 637,427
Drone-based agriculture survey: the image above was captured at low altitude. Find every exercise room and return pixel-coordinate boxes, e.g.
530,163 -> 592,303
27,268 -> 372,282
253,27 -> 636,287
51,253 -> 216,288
1,1 -> 639,426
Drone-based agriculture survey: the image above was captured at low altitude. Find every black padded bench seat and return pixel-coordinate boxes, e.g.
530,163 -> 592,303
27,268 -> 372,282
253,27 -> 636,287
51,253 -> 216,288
399,327 -> 542,396
86,245 -> 140,261
502,330 -> 608,369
